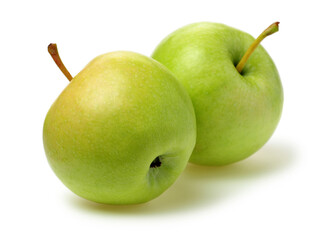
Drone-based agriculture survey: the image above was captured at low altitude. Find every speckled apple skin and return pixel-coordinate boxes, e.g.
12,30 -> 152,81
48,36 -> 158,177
152,22 -> 283,165
43,52 -> 196,204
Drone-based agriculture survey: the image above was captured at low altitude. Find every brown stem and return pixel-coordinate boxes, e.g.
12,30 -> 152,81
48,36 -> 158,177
48,43 -> 73,81
236,22 -> 279,74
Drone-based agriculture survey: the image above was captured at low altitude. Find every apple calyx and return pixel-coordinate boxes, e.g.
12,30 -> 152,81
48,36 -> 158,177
150,156 -> 162,168
236,22 -> 279,74
48,43 -> 73,81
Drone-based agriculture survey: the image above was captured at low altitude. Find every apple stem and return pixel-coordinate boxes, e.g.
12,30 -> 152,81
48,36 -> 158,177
48,43 -> 73,81
236,22 -> 279,74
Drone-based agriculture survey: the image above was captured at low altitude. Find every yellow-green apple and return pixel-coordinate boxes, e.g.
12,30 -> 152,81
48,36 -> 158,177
43,44 -> 196,204
152,22 -> 283,166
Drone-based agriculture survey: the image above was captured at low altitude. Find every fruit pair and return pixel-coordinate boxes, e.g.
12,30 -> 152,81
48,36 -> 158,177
43,22 -> 283,205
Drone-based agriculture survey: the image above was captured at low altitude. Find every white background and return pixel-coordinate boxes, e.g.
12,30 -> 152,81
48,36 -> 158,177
1,0 -> 330,239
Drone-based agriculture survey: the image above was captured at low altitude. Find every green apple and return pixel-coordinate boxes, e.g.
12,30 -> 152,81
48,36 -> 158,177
152,22 -> 283,166
43,44 -> 196,204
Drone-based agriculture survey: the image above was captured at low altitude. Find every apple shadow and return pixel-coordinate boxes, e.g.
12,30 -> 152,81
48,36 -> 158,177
67,141 -> 296,215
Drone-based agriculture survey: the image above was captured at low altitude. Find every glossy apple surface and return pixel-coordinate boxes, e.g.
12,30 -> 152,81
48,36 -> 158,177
43,51 -> 196,204
152,22 -> 283,165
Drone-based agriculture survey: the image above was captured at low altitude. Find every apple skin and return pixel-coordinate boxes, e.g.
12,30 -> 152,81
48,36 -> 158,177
152,22 -> 283,166
43,51 -> 196,204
